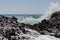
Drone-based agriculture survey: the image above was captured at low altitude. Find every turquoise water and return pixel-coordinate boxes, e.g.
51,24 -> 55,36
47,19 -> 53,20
0,14 -> 43,25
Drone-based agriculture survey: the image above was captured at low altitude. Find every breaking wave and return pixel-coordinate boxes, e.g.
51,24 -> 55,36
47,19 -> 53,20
16,2 -> 60,25
17,2 -> 60,40
16,16 -> 43,25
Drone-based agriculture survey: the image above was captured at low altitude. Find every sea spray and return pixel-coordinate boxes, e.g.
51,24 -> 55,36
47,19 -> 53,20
15,2 -> 60,25
35,35 -> 60,40
40,2 -> 60,20
18,2 -> 60,40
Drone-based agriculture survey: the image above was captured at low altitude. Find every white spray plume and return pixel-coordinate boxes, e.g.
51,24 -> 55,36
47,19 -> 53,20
40,2 -> 60,20
35,2 -> 60,40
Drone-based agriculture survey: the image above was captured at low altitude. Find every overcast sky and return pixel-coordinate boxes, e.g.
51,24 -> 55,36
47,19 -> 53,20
0,0 -> 60,14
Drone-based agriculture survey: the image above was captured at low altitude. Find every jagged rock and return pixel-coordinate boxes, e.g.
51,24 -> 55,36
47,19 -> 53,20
0,11 -> 60,40
39,11 -> 60,38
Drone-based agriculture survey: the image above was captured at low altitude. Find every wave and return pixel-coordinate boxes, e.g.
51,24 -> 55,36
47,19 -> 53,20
15,2 -> 60,25
16,16 -> 43,25
16,2 -> 60,40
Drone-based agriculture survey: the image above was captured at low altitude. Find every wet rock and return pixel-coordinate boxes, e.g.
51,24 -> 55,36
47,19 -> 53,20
55,32 -> 60,38
32,11 -> 60,38
11,16 -> 17,21
40,30 -> 50,35
0,11 -> 60,40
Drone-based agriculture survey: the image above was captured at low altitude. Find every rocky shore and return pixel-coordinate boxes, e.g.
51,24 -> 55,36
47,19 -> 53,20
32,11 -> 60,38
0,11 -> 60,40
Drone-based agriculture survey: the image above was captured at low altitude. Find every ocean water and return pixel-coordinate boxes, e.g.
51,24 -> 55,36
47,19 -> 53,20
1,14 -> 43,25
16,15 -> 43,25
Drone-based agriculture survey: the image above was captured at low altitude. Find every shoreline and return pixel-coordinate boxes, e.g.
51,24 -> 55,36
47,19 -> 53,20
0,11 -> 60,40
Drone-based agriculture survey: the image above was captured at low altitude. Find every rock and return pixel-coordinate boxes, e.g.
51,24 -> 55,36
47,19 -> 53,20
0,11 -> 60,40
32,11 -> 60,38
55,32 -> 60,38
40,30 -> 50,35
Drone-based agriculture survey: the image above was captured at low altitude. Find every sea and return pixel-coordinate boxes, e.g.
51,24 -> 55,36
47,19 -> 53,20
1,14 -> 43,25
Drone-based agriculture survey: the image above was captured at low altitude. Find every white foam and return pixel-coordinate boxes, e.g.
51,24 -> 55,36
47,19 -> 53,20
41,2 -> 60,20
35,35 -> 60,40
17,16 -> 42,25
18,28 -> 40,40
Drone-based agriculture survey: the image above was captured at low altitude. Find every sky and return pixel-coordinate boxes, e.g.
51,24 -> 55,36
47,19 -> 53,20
0,0 -> 60,14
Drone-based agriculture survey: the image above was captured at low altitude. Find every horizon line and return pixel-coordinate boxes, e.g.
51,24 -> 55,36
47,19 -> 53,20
0,14 -> 43,16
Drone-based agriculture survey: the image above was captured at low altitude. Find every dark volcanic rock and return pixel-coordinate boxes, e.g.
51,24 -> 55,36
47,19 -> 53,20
0,15 -> 32,40
38,11 -> 60,38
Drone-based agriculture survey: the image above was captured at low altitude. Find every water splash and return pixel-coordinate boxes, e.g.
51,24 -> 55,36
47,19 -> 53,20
16,2 -> 60,25
17,16 -> 42,25
17,2 -> 60,40
35,2 -> 60,40
41,2 -> 60,20
35,35 -> 60,40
